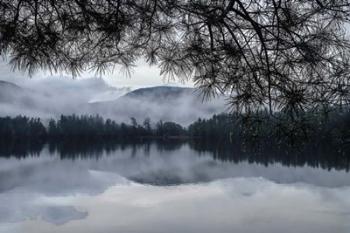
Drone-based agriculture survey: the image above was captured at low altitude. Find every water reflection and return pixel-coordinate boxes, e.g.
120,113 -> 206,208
0,141 -> 349,233
0,203 -> 87,225
1,139 -> 349,171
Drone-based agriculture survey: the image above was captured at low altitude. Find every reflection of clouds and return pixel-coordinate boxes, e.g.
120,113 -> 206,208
19,177 -> 350,233
40,206 -> 87,225
0,144 -> 350,197
0,144 -> 350,231
0,191 -> 87,225
0,154 -> 130,195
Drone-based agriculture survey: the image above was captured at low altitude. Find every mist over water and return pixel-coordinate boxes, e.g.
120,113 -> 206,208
0,71 -> 349,233
0,142 -> 349,233
0,2 -> 349,231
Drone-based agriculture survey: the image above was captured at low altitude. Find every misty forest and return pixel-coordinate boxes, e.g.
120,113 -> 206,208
0,1 -> 350,233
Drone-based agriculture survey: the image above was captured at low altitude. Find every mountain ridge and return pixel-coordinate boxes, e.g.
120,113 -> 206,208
0,80 -> 226,124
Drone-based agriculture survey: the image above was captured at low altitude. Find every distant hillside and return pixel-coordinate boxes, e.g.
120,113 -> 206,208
123,86 -> 195,101
0,80 -> 21,90
0,80 -> 24,102
0,78 -> 126,118
89,86 -> 226,125
0,80 -> 54,117
0,80 -> 226,124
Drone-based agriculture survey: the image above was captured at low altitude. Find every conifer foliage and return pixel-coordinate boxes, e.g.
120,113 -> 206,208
1,1 -> 350,113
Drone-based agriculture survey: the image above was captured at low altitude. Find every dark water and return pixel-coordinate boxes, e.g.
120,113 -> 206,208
0,141 -> 349,233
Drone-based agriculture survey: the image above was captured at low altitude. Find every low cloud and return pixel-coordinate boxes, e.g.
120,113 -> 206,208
0,75 -> 227,125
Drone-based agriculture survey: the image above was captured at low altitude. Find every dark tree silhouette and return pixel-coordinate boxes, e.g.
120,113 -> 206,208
0,114 -> 348,170
0,111 -> 349,158
0,1 -> 350,113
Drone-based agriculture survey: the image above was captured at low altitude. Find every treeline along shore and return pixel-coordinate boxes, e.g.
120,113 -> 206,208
0,109 -> 349,154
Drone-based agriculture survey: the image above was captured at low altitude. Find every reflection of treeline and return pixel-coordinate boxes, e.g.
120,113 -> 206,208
189,141 -> 350,172
0,138 -> 185,159
0,109 -> 349,152
1,139 -> 349,172
48,139 -> 184,159
0,139 -> 44,158
0,111 -> 349,170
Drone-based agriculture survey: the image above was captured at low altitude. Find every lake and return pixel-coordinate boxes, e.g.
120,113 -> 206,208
0,141 -> 349,233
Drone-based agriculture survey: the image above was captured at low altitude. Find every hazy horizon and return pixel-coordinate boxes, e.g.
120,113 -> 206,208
0,59 -> 194,89
0,60 -> 226,125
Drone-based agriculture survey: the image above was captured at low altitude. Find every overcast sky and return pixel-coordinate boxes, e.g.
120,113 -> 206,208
0,59 -> 193,88
1,23 -> 349,88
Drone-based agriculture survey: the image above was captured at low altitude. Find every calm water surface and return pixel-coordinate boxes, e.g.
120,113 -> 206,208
0,142 -> 349,233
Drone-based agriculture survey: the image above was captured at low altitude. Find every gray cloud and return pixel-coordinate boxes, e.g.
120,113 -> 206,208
0,75 -> 226,125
